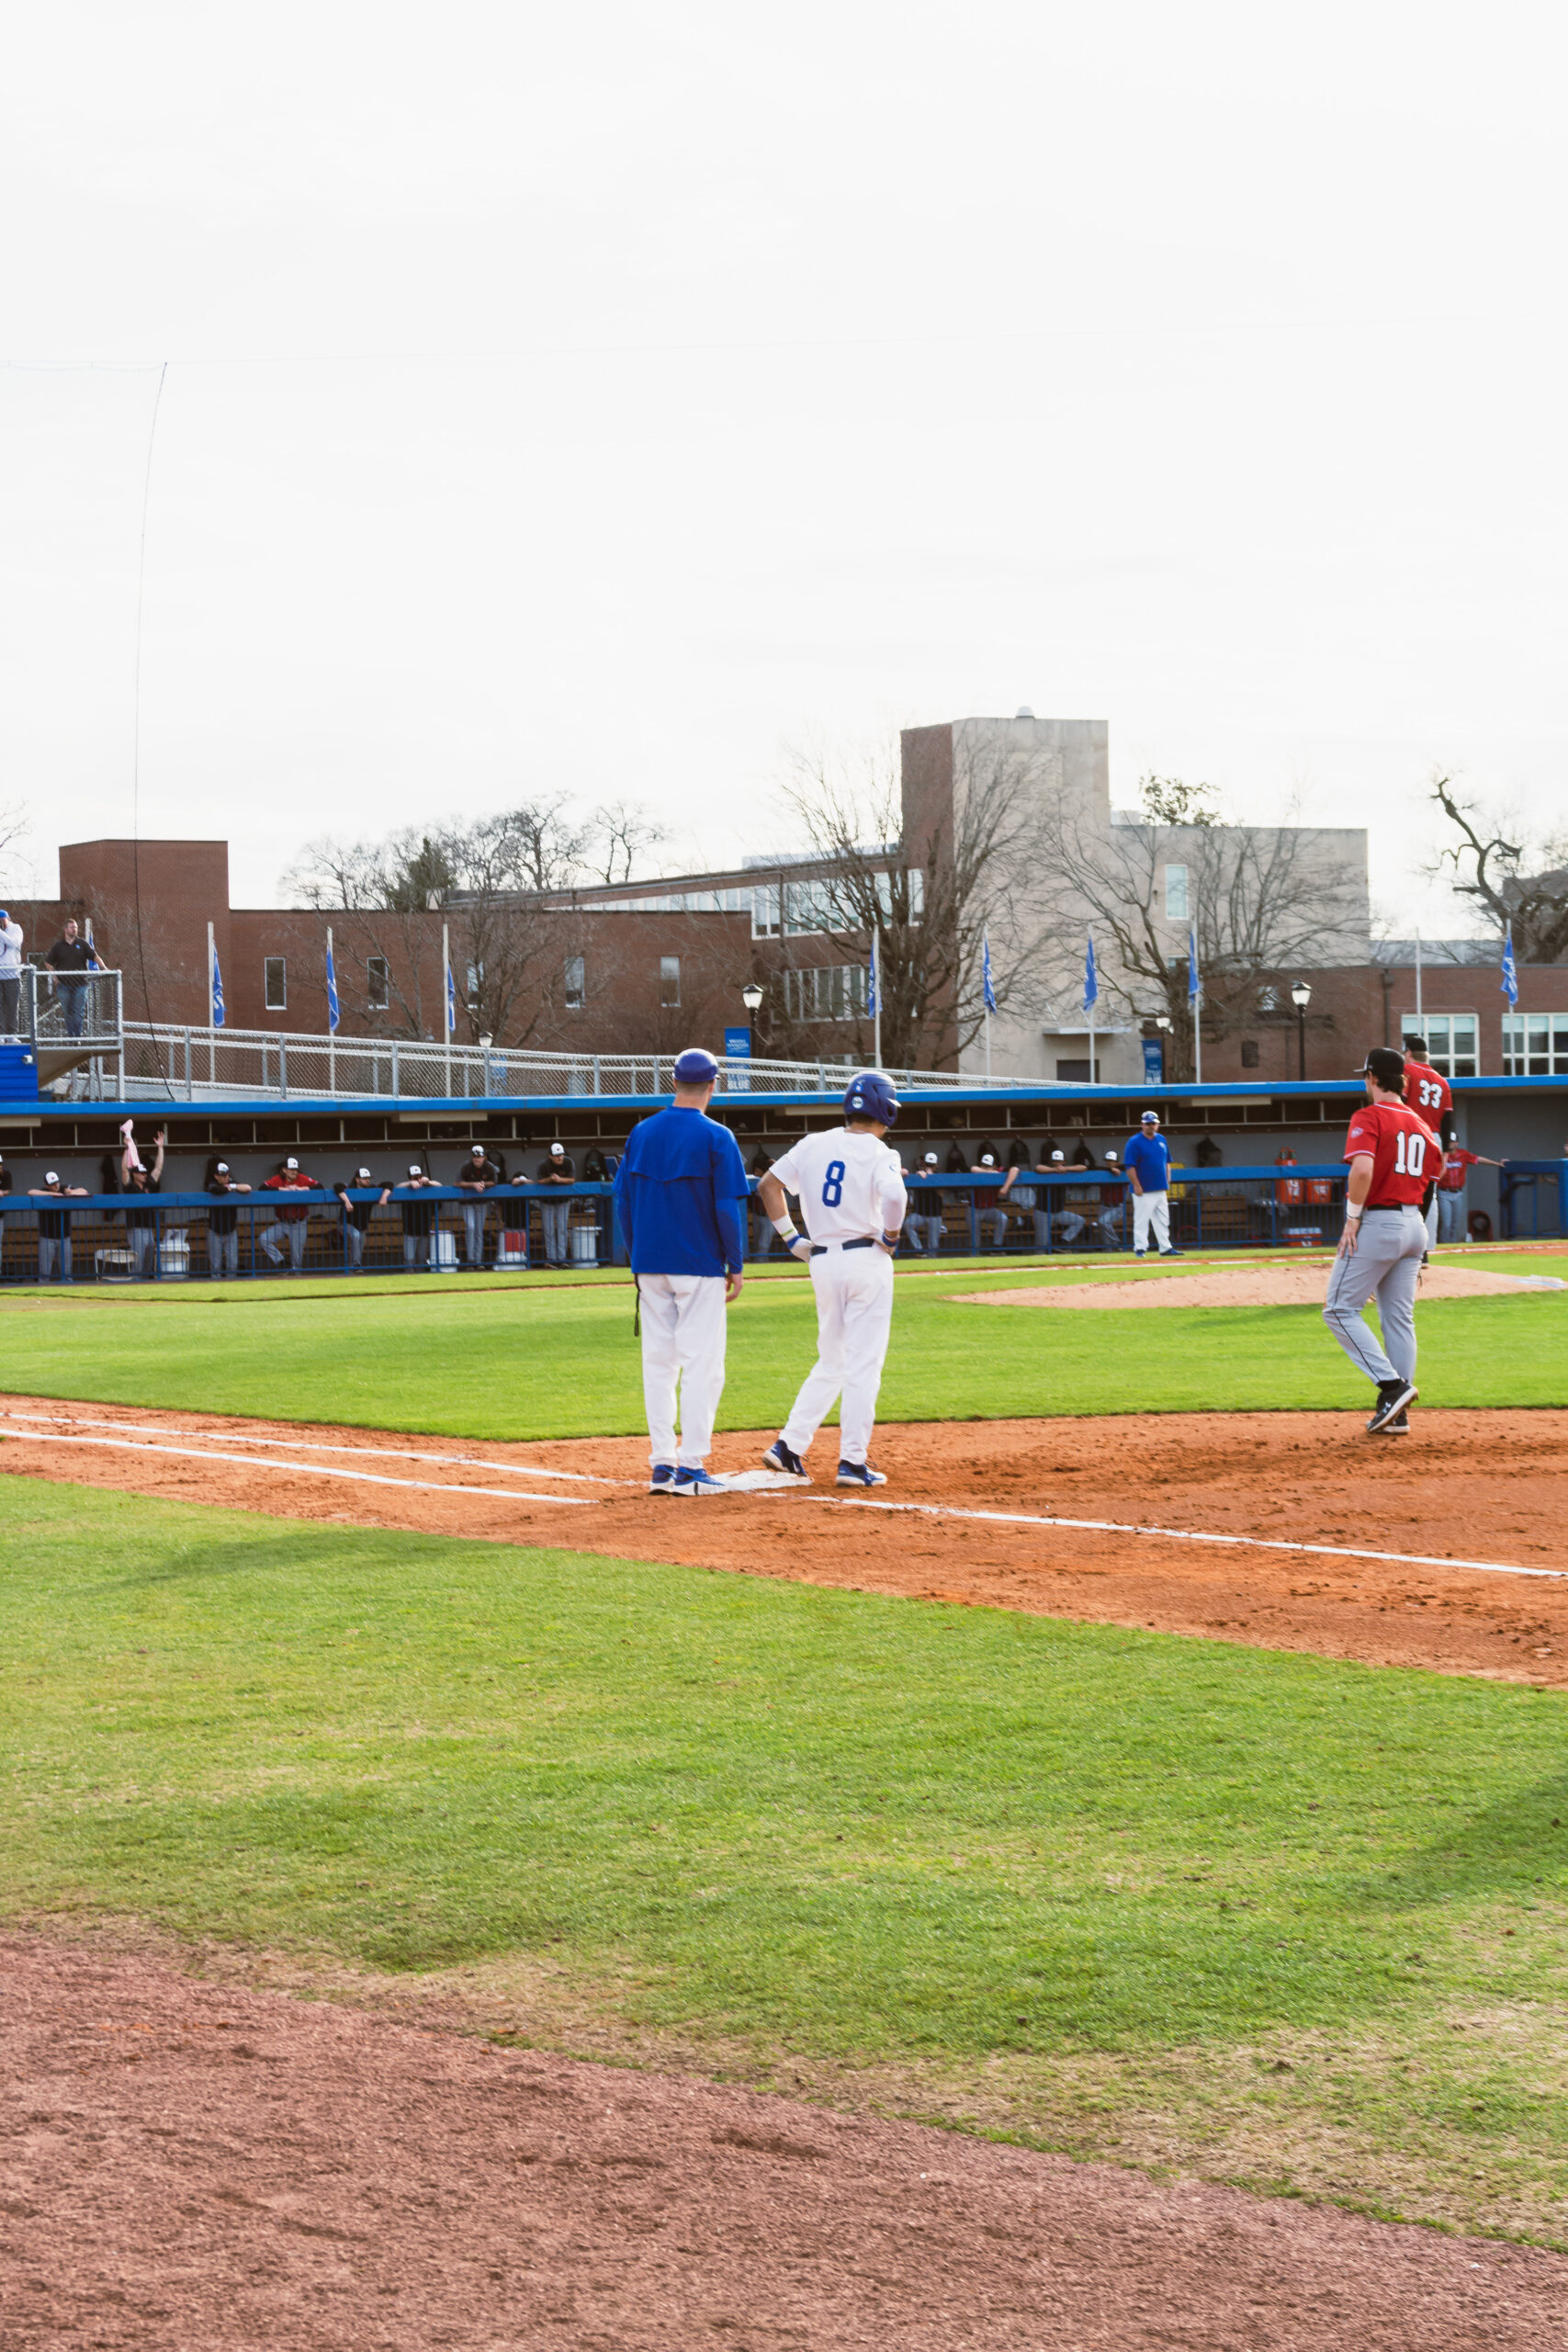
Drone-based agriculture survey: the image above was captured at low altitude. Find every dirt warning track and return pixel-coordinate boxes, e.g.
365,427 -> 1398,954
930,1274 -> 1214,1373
5,1395 -> 1568,1686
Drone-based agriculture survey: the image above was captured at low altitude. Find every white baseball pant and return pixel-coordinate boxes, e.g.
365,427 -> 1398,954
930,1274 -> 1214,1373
637,1272 -> 728,1468
1322,1204 -> 1425,1386
782,1242 -> 895,1467
1132,1191 -> 1170,1252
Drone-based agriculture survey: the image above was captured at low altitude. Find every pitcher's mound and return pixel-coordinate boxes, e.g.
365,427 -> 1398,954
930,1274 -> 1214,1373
952,1264 -> 1566,1310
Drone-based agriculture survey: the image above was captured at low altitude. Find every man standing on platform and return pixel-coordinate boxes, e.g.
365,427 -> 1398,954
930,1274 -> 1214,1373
613,1047 -> 750,1497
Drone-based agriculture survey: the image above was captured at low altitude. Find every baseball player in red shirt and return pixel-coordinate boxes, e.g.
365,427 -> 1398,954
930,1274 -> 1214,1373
1322,1045 -> 1445,1435
1402,1035 -> 1456,1250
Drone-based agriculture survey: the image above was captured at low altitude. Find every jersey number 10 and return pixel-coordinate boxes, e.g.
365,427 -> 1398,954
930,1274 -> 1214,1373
1393,1132 -> 1427,1176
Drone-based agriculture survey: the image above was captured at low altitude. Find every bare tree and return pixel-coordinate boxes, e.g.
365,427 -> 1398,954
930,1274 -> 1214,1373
591,799 -> 669,885
774,733 -> 1062,1069
1427,774 -> 1568,963
1036,776 -> 1369,1080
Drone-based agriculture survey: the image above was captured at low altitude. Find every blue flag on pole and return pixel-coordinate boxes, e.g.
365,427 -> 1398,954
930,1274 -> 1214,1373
867,931 -> 878,1018
1187,925 -> 1201,1007
981,930 -> 998,1013
210,948 -> 225,1029
1083,931 -> 1098,1013
446,963 -> 457,1037
1501,922 -> 1518,1008
325,936 -> 340,1035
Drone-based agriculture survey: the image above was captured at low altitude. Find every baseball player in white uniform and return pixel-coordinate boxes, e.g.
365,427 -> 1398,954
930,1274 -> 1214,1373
754,1071 -> 907,1488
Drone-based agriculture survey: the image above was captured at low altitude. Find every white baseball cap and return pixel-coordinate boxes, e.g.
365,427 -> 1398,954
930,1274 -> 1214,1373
356,1166 -> 372,1180
1141,1110 -> 1160,1125
1105,1149 -> 1119,1163
923,1151 -> 939,1165
550,1141 -> 565,1155
285,1156 -> 299,1170
44,1170 -> 59,1184
215,1160 -> 229,1173
1050,1149 -> 1066,1161
980,1153 -> 996,1167
409,1162 -> 422,1175
470,1144 -> 485,1155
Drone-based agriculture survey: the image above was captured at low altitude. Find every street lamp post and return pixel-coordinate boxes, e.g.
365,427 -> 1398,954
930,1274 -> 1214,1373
1290,980 -> 1312,1082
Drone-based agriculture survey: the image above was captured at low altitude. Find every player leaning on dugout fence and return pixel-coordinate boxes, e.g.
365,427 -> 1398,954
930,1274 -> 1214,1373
1323,1044 -> 1446,1439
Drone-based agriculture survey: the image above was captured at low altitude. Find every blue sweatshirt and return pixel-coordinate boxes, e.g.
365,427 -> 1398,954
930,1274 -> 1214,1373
613,1105 -> 750,1276
1122,1131 -> 1171,1192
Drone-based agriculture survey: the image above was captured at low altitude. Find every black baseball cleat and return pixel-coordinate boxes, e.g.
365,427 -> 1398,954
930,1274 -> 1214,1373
762,1438 -> 808,1479
1158,1249 -> 1185,1258
1380,1410 -> 1411,1434
1367,1379 -> 1417,1435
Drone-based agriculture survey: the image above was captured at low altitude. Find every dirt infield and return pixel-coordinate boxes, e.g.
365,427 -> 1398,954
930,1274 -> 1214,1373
5,1395 -> 1568,1686
953,1263 -> 1568,1309
6,1931 -> 1566,2352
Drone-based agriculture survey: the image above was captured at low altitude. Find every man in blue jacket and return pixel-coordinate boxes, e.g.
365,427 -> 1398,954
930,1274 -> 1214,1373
1123,1109 -> 1184,1260
613,1046 -> 750,1497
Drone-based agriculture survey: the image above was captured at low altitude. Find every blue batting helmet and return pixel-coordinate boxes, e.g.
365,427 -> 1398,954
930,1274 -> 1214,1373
673,1046 -> 719,1085
844,1069 -> 899,1126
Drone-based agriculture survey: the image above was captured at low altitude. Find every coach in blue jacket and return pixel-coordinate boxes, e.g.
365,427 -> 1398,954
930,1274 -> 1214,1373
613,1046 -> 751,1498
1123,1109 -> 1184,1260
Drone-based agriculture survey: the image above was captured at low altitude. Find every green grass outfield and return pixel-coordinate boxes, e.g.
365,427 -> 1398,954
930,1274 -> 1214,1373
0,1248 -> 1563,1436
5,1477 -> 1567,2240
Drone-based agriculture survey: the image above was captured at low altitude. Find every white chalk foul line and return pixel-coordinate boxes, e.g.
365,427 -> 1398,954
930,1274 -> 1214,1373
0,1409 -> 628,1486
4,1429 -> 596,1506
811,1496 -> 1567,1581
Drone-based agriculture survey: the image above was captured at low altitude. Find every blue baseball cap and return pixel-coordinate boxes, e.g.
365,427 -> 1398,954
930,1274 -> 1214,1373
673,1047 -> 719,1085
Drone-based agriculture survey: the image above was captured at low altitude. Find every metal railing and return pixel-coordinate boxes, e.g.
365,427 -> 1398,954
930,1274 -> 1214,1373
19,967 -> 123,1050
0,1168 -> 1357,1284
112,1020 -> 1031,1102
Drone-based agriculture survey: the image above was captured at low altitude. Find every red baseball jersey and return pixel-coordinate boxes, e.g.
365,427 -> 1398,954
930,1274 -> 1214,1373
1343,1102 -> 1443,1205
1404,1057 -> 1452,1123
1437,1144 -> 1482,1193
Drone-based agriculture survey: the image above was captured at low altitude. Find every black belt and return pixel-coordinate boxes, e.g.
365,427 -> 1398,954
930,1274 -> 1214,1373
1360,1204 -> 1415,1213
809,1237 -> 877,1255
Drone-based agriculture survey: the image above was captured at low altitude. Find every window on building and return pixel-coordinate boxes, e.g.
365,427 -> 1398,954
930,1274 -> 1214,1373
660,955 -> 681,1007
781,964 -> 868,1023
1055,1057 -> 1099,1082
1240,1037 -> 1260,1069
1403,1012 -> 1480,1078
466,962 -> 483,1009
264,956 -> 287,1011
1164,865 -> 1189,922
751,883 -> 782,938
367,956 -> 389,1010
1502,1011 -> 1568,1076
564,955 -> 585,1012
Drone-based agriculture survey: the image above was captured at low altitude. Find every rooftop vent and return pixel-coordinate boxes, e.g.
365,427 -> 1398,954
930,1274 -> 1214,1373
1015,705 -> 1035,719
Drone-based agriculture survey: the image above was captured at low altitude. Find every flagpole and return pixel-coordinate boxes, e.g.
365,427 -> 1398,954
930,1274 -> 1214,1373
1414,928 -> 1422,1037
1193,982 -> 1201,1087
327,926 -> 336,1095
207,922 -> 217,1087
873,928 -> 882,1069
442,919 -> 451,1098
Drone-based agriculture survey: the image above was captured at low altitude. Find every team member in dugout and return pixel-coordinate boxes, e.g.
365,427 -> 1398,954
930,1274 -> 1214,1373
497,1170 -> 532,1265
28,1170 -> 89,1283
120,1124 -> 165,1278
536,1141 -> 576,1267
204,1159 -> 253,1279
905,1151 -> 946,1251
456,1144 -> 505,1268
975,1152 -> 1010,1250
396,1164 -> 440,1268
260,1157 -> 322,1273
333,1167 -> 392,1272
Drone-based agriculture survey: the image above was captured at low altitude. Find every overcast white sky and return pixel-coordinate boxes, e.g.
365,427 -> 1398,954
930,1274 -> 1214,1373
3,2 -> 1564,928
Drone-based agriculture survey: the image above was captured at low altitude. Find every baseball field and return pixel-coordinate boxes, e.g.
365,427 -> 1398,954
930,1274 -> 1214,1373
6,1243 -> 1568,2347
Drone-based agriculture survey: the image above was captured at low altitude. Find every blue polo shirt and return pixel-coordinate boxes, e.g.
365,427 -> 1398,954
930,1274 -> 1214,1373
613,1105 -> 750,1276
1122,1131 -> 1170,1191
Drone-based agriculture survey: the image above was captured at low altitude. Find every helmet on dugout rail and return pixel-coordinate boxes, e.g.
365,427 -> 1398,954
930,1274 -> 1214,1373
844,1069 -> 899,1126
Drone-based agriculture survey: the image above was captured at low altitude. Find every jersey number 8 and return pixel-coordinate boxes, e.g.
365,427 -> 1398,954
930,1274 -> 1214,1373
1393,1132 -> 1427,1176
821,1159 -> 846,1206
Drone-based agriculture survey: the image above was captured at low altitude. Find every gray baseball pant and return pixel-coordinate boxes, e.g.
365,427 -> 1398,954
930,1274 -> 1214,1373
1322,1204 -> 1426,1386
1437,1189 -> 1465,1244
906,1212 -> 945,1251
1424,1191 -> 1439,1250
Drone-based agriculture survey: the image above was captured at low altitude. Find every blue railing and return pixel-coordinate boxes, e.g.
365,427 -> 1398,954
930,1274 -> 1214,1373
0,1167 -> 1357,1283
1497,1160 -> 1568,1239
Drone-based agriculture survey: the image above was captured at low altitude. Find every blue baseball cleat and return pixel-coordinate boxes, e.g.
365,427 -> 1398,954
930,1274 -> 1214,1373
671,1465 -> 729,1498
649,1463 -> 677,1495
762,1438 -> 808,1478
836,1461 -> 887,1487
